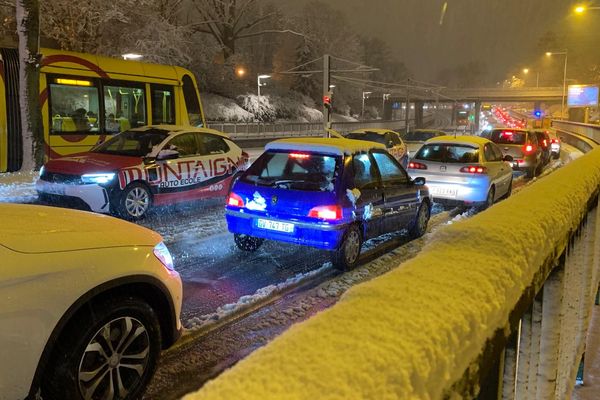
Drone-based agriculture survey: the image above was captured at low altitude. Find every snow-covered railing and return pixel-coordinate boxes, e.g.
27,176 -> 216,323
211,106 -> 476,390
552,120 -> 600,153
183,148 -> 600,400
207,115 -> 435,140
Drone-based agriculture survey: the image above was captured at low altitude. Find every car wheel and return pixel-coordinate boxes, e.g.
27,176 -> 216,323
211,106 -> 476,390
409,202 -> 430,239
331,224 -> 362,271
234,234 -> 264,252
553,152 -> 560,160
41,296 -> 162,400
119,183 -> 152,220
482,186 -> 495,210
526,167 -> 535,179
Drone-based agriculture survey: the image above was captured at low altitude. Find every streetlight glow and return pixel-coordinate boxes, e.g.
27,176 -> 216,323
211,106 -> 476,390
236,67 -> 247,77
575,5 -> 586,13
258,74 -> 271,79
546,52 -> 553,57
523,68 -> 529,74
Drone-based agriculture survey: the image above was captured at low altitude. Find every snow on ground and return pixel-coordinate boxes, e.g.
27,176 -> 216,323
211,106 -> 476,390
183,147 -> 599,399
0,171 -> 38,203
203,93 -> 254,122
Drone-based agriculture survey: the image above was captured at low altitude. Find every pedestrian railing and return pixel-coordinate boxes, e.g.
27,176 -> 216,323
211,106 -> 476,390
185,140 -> 600,399
207,115 -> 435,140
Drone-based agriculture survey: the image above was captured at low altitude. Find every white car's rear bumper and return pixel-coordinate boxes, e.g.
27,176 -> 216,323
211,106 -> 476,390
35,180 -> 110,213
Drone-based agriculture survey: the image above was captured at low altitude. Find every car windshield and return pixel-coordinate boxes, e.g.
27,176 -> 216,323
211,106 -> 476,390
345,131 -> 387,145
241,151 -> 341,192
414,143 -> 480,163
93,130 -> 169,156
403,131 -> 442,141
488,130 -> 527,145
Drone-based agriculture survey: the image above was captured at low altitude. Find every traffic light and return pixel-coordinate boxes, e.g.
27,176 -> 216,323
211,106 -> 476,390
323,91 -> 333,110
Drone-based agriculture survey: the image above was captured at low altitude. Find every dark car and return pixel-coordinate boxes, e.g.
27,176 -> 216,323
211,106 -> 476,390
532,129 -> 552,165
482,128 -> 543,178
225,138 -> 432,270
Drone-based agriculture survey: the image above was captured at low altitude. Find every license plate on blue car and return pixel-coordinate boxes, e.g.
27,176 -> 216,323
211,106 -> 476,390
256,219 -> 295,233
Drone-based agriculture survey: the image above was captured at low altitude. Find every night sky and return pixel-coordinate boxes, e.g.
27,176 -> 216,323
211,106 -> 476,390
287,0 -> 580,83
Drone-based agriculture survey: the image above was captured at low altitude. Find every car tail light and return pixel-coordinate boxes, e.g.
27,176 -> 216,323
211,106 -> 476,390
227,192 -> 244,207
542,139 -> 548,147
551,138 -> 560,144
460,165 -> 487,174
408,161 -> 428,170
308,205 -> 342,220
523,144 -> 535,154
153,242 -> 175,271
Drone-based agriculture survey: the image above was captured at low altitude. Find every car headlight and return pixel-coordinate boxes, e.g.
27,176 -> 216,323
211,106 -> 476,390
39,165 -> 45,177
81,173 -> 115,184
153,242 -> 175,271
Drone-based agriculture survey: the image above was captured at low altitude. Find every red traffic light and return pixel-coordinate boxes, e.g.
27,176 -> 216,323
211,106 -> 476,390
323,95 -> 331,105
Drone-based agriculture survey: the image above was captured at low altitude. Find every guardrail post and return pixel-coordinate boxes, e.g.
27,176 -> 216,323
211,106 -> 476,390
527,294 -> 543,398
516,305 -> 533,399
501,330 -> 519,400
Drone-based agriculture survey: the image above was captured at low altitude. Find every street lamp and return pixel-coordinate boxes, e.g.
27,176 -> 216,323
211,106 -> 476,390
257,74 -> 271,105
236,67 -> 247,78
122,53 -> 143,60
522,68 -> 540,88
574,5 -> 600,13
546,50 -> 568,119
361,91 -> 372,120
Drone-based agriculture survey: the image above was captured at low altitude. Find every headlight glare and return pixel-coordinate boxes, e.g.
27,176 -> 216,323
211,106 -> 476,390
81,173 -> 115,184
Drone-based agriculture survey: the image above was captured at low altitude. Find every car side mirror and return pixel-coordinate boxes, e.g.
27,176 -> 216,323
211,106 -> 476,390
157,149 -> 180,160
413,177 -> 426,186
503,155 -> 513,162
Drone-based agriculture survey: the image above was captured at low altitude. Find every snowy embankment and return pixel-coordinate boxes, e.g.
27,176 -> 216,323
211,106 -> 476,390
0,171 -> 38,203
184,149 -> 600,399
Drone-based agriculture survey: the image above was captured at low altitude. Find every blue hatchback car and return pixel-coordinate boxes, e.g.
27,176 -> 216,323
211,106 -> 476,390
225,138 -> 432,270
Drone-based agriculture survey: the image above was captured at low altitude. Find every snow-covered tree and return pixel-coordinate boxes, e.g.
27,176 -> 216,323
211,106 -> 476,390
16,0 -> 42,171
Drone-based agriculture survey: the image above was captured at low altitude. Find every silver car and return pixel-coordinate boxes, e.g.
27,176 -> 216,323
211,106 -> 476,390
482,128 -> 543,178
407,135 -> 513,208
401,129 -> 446,155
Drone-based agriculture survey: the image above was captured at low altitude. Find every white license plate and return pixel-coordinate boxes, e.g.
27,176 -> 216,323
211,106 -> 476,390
256,219 -> 295,233
431,187 -> 457,198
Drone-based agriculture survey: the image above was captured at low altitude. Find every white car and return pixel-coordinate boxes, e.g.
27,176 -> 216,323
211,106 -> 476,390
0,204 -> 182,400
37,125 -> 248,220
407,135 -> 513,208
345,128 -> 409,167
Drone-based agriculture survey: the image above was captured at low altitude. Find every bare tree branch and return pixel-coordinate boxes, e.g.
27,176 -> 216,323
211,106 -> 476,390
237,29 -> 308,40
0,0 -> 15,8
234,12 -> 275,36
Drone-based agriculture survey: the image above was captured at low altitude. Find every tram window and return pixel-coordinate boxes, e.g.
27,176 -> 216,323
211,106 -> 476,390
104,84 -> 146,133
182,74 -> 203,127
151,85 -> 175,125
49,78 -> 100,134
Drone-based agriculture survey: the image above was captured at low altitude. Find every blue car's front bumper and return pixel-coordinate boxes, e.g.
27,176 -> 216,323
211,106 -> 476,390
226,209 -> 348,250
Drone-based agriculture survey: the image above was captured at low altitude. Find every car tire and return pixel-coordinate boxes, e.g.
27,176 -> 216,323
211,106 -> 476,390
41,296 -> 162,400
234,234 -> 264,252
481,186 -> 495,210
553,152 -> 560,160
331,224 -> 362,271
118,182 -> 152,220
526,167 -> 535,179
409,201 -> 430,239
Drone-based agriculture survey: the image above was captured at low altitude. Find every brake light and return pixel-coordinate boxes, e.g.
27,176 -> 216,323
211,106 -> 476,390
408,161 -> 428,170
308,205 -> 342,220
523,144 -> 535,154
460,166 -> 487,174
542,139 -> 548,147
227,192 -> 244,207
551,138 -> 560,144
289,153 -> 310,159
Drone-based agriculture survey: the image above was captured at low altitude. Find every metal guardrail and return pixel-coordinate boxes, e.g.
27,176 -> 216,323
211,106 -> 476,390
207,115 -> 435,140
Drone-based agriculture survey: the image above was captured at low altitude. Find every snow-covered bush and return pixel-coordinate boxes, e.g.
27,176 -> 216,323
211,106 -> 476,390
202,93 -> 254,122
237,94 -> 277,123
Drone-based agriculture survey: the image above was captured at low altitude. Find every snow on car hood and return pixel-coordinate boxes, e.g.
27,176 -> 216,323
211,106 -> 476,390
44,152 -> 141,175
0,204 -> 161,253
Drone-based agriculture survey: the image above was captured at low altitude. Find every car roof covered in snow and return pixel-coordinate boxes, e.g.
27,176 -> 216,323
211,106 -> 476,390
128,125 -> 230,138
266,137 -> 386,156
424,135 -> 492,148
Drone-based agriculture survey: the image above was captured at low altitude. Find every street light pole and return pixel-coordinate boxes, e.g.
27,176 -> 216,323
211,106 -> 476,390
382,93 -> 390,119
361,91 -> 372,120
546,50 -> 568,119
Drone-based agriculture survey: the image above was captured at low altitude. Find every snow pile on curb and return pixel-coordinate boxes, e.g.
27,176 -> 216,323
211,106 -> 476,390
184,148 -> 600,400
0,171 -> 38,203
185,263 -> 331,330
203,93 -> 254,122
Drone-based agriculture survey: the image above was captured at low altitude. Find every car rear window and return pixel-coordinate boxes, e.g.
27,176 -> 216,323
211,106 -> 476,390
241,151 -> 341,192
345,132 -> 387,145
414,144 -> 479,163
489,130 -> 527,145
